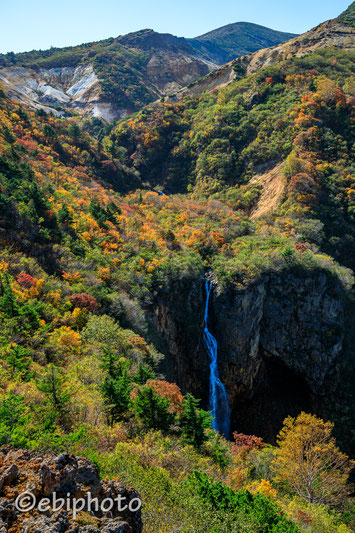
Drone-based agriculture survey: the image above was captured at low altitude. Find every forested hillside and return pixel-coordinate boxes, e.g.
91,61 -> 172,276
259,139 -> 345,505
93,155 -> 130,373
112,48 -> 355,269
0,4 -> 354,532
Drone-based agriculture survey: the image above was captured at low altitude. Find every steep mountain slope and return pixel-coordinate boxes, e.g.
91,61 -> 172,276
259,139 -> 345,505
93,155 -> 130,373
190,22 -> 297,63
0,6 -> 355,531
0,22 -> 295,121
0,87 -> 315,532
0,64 -> 116,120
0,59 -> 354,447
237,16 -> 355,75
111,47 -> 355,269
171,11 -> 355,101
339,0 -> 355,26
0,12 -> 354,444
0,31 -> 216,120
103,6 -> 355,444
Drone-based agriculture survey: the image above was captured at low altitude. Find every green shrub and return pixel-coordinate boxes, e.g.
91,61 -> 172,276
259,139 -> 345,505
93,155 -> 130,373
190,471 -> 300,532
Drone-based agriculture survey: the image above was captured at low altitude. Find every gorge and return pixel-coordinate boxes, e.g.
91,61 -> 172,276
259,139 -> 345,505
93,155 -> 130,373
0,2 -> 354,530
154,269 -> 353,450
203,279 -> 231,437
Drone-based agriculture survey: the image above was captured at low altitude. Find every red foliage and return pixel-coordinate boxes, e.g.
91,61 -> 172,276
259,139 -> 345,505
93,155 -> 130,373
294,243 -> 308,253
17,273 -> 36,288
146,379 -> 184,413
16,137 -> 37,151
69,293 -> 97,311
232,432 -> 265,453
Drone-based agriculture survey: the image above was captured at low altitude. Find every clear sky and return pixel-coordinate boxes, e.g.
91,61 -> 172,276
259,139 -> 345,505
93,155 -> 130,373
0,0 -> 350,54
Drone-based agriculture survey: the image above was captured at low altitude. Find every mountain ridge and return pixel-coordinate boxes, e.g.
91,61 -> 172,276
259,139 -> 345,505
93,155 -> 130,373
0,21 -> 296,120
191,21 -> 297,63
170,14 -> 355,102
0,4 -> 354,531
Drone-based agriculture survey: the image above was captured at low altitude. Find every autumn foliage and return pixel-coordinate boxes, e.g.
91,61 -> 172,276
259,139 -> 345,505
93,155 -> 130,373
69,293 -> 97,311
145,379 -> 184,413
232,432 -> 266,453
16,273 -> 36,288
272,412 -> 354,505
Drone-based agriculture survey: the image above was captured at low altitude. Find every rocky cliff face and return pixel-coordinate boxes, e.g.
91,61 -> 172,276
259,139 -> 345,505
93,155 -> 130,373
152,275 -> 209,403
153,269 -> 348,442
0,65 -> 124,121
214,271 -> 345,440
0,449 -> 142,533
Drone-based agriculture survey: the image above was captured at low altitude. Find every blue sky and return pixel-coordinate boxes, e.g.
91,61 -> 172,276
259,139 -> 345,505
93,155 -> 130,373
0,0 -> 350,54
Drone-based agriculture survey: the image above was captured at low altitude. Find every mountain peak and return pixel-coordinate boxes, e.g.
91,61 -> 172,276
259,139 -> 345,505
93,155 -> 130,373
195,20 -> 296,39
191,21 -> 297,63
0,19 -> 304,120
117,28 -> 192,53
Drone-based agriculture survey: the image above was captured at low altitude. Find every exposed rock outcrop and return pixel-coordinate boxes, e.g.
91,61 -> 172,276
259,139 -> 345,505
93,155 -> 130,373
0,22 -> 297,120
153,274 -> 209,403
154,269 -> 348,442
0,449 -> 142,533
0,65 -> 125,121
214,271 -> 344,439
0,30 -> 218,120
249,163 -> 285,219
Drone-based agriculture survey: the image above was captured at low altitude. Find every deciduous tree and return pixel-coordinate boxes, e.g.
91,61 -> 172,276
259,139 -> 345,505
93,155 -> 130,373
272,412 -> 354,505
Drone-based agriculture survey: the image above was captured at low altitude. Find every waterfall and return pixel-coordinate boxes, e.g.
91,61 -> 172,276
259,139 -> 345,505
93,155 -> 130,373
203,280 -> 231,438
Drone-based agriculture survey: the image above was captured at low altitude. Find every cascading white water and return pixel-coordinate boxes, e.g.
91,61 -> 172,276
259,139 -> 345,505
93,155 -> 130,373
203,280 -> 231,437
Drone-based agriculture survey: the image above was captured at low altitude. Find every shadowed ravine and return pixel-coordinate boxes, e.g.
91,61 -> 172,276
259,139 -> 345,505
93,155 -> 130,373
203,280 -> 231,438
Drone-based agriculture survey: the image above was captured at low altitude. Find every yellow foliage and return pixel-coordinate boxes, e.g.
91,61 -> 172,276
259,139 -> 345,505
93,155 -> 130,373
11,283 -> 26,300
247,479 -> 277,500
52,326 -> 82,352
273,412 -> 354,505
225,466 -> 248,491
46,291 -> 61,305
28,278 -> 44,298
147,258 -> 159,272
98,267 -> 110,281
71,307 -> 82,321
0,261 -> 8,272
81,231 -> 92,242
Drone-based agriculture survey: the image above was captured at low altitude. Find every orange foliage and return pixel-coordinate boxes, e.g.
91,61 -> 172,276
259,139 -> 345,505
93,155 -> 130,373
145,379 -> 184,413
52,326 -> 82,353
62,271 -> 83,283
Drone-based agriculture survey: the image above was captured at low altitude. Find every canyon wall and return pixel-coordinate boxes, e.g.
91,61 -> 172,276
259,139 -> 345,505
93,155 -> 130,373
152,269 -> 351,443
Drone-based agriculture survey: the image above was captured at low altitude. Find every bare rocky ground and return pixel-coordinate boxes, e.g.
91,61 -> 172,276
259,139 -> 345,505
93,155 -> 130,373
0,449 -> 142,533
